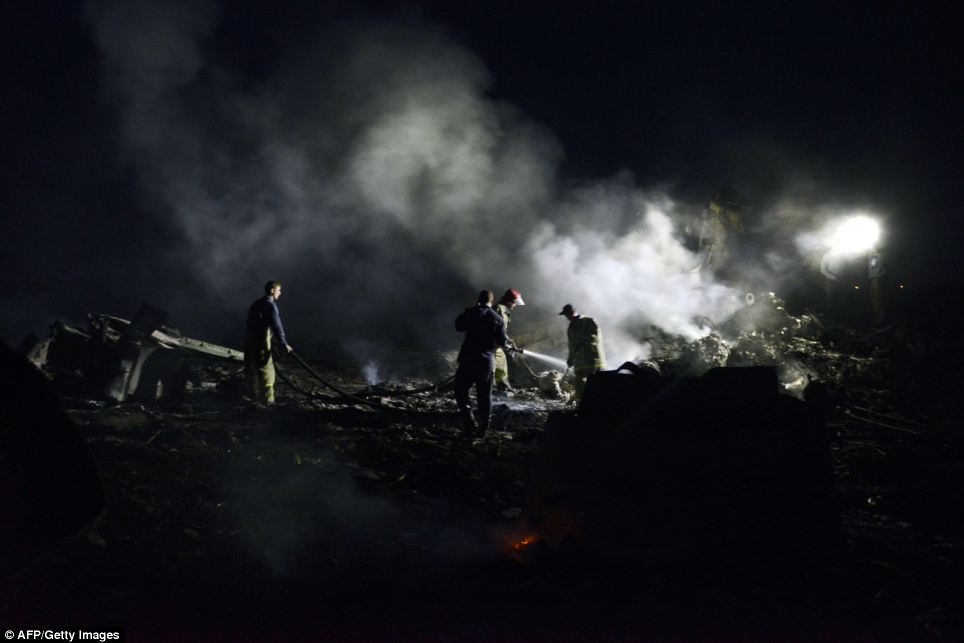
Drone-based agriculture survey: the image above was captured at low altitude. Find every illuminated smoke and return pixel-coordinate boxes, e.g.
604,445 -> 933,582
362,360 -> 380,385
84,1 -> 790,369
527,196 -> 743,362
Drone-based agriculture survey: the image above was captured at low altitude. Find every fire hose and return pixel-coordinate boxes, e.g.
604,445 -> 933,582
842,406 -> 934,435
277,344 -> 550,410
512,347 -> 540,379
278,349 -> 455,410
362,344 -> 534,398
355,377 -> 455,398
282,350 -> 387,409
273,364 -> 342,404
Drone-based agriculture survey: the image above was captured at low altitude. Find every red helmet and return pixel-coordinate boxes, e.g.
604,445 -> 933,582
501,288 -> 525,306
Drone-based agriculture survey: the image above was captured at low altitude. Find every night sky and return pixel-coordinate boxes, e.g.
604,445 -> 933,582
2,1 -> 961,361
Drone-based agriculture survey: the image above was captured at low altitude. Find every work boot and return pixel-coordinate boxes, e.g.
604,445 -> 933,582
477,416 -> 490,438
459,409 -> 479,435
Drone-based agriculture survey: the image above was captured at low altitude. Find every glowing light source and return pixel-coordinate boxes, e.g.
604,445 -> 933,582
830,215 -> 881,256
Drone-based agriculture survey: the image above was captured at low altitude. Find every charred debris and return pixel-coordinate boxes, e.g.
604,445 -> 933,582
4,295 -> 963,639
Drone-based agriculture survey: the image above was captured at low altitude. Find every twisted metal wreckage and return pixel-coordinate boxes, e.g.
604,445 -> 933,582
23,304 -> 243,404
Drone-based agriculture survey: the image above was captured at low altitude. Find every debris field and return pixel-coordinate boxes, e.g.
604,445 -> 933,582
3,296 -> 964,641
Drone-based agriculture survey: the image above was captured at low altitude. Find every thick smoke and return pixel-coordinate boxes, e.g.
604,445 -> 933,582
87,0 -> 849,371
527,192 -> 742,360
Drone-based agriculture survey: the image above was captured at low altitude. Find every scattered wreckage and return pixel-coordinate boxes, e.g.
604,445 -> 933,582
7,294 -> 962,637
24,303 -> 242,404
4,303 -> 245,577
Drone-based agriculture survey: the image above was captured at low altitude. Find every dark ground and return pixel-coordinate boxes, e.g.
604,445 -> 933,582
3,295 -> 964,642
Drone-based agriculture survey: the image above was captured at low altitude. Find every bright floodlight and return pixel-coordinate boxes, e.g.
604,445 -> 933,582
830,215 -> 881,255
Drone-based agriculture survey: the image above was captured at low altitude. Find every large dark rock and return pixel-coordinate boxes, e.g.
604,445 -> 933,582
528,366 -> 839,564
0,340 -> 105,577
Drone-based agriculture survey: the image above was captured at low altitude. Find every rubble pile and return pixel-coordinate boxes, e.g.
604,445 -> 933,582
3,298 -> 963,639
536,370 -> 565,399
635,294 -> 923,412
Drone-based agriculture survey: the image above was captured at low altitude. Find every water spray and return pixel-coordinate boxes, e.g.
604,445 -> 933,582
518,349 -> 568,369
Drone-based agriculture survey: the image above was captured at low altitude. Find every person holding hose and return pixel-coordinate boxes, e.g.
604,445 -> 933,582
454,290 -> 508,437
244,280 -> 293,406
493,288 -> 525,395
560,303 -> 605,402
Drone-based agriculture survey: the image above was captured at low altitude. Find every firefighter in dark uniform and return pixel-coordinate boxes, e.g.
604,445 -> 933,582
244,281 -> 293,405
454,290 -> 508,437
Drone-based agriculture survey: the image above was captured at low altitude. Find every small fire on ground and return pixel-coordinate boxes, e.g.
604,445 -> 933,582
513,535 -> 537,550
498,530 -> 543,563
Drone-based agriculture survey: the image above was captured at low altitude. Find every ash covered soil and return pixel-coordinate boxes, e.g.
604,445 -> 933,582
4,314 -> 964,642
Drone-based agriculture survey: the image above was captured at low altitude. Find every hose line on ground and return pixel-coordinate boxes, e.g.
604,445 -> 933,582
276,349 -> 461,411
273,361 -> 341,404
355,377 -> 455,398
283,350 -> 387,409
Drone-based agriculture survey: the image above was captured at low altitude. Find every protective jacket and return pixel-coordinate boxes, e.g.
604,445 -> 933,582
495,303 -> 512,334
246,296 -> 288,348
493,303 -> 513,385
454,304 -> 508,432
567,315 -> 605,370
456,304 -> 507,366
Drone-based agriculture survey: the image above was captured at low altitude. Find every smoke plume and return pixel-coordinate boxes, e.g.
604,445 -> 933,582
84,0 -> 853,371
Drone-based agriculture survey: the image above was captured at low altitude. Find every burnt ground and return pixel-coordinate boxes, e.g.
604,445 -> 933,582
3,325 -> 964,642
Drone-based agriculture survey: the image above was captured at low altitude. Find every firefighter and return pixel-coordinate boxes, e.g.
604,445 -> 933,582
493,288 -> 525,394
560,303 -> 606,402
454,290 -> 508,437
243,281 -> 293,406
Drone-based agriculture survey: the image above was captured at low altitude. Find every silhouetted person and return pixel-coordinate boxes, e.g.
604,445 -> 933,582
493,288 -> 525,395
560,303 -> 606,402
454,290 -> 508,437
244,281 -> 293,406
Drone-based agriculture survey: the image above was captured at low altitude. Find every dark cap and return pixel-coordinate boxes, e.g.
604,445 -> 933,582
559,303 -> 575,315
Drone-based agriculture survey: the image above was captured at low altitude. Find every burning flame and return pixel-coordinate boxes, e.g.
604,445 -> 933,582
513,535 -> 537,551
498,529 -> 542,562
